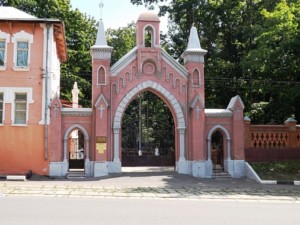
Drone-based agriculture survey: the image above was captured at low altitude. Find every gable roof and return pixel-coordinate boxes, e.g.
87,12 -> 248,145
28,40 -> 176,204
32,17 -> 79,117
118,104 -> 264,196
111,47 -> 188,78
227,95 -> 245,110
111,46 -> 138,76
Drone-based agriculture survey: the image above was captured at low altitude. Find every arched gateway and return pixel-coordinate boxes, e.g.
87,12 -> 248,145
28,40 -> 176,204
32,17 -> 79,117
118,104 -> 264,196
112,81 -> 186,170
49,11 -> 246,178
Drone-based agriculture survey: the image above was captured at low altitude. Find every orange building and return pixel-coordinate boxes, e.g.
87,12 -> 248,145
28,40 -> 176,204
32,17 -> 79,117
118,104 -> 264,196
0,7 -> 67,175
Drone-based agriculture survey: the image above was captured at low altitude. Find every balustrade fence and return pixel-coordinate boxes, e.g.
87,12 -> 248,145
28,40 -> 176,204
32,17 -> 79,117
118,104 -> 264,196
244,118 -> 300,162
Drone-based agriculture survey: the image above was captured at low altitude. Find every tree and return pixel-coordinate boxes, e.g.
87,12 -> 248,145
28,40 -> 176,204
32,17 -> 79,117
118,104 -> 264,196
122,91 -> 175,150
131,0 -> 300,123
106,23 -> 136,65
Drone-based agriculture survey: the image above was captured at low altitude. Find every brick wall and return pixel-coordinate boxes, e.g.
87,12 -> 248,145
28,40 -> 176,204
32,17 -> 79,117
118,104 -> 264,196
244,118 -> 300,162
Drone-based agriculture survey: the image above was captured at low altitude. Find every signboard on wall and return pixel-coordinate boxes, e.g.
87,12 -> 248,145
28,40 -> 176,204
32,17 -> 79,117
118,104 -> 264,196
96,136 -> 106,154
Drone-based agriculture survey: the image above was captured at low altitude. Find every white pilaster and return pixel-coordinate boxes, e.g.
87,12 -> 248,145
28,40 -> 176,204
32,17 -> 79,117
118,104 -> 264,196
113,127 -> 121,163
63,139 -> 67,162
227,139 -> 231,160
178,127 -> 186,161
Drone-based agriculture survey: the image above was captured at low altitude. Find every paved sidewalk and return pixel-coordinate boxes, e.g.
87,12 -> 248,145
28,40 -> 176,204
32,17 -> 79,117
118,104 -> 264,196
1,167 -> 299,202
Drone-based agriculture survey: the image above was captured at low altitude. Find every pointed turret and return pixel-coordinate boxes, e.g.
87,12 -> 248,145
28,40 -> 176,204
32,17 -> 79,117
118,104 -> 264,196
90,2 -> 112,60
181,25 -> 207,64
95,20 -> 108,46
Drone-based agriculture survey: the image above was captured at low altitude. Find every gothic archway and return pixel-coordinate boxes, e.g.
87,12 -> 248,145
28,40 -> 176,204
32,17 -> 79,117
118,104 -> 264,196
207,125 -> 231,162
121,91 -> 175,166
63,124 -> 90,163
113,80 -> 186,165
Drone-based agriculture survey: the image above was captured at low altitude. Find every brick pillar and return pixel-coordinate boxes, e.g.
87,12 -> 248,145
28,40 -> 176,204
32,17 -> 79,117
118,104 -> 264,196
284,118 -> 297,148
244,116 -> 252,149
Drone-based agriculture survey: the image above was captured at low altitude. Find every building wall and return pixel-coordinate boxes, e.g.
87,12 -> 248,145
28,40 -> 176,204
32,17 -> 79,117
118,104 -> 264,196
0,21 -> 59,175
0,125 -> 47,174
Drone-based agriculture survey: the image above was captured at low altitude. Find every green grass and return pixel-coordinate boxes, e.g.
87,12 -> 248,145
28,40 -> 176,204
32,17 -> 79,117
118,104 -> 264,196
251,160 -> 300,180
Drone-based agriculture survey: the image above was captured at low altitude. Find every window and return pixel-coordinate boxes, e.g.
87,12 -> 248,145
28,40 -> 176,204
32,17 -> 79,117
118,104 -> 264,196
0,40 -> 5,66
16,42 -> 29,67
12,30 -> 33,70
144,26 -> 154,47
97,67 -> 106,85
0,93 -> 3,124
0,30 -> 10,69
14,93 -> 27,124
192,69 -> 200,86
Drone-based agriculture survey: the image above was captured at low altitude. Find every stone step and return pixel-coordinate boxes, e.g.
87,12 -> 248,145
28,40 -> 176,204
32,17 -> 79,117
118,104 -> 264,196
66,170 -> 85,179
212,170 -> 231,179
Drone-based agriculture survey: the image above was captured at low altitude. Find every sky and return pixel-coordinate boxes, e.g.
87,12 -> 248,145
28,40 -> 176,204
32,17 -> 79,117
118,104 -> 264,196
70,0 -> 168,33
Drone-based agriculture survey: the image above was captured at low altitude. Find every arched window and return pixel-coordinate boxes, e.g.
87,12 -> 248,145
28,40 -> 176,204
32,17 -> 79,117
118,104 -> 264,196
192,69 -> 200,87
144,26 -> 154,47
97,67 -> 106,85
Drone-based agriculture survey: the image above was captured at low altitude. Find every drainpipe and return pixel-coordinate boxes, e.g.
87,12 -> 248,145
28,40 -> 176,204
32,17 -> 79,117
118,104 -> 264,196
44,23 -> 50,160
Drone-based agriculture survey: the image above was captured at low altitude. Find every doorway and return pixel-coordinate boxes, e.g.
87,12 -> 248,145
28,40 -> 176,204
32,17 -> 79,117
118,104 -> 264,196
121,91 -> 175,167
68,129 -> 85,172
211,130 -> 224,170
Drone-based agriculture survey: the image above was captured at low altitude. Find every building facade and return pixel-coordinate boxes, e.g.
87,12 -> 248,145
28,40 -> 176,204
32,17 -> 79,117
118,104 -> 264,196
49,12 -> 246,178
0,7 -> 67,175
1,7 -> 246,178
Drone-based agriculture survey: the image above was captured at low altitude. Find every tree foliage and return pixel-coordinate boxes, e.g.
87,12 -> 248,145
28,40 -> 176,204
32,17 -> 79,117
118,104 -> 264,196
106,23 -> 136,65
122,91 -> 175,150
131,0 -> 300,124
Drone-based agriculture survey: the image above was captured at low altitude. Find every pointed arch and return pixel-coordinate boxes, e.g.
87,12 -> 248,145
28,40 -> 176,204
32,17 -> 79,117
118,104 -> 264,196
63,124 -> 90,162
192,68 -> 201,87
143,24 -> 156,47
207,125 -> 231,161
113,80 -> 186,163
97,66 -> 106,85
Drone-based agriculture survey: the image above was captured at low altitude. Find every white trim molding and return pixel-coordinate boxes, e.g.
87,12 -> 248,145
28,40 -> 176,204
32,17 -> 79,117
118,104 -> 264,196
11,30 -> 34,70
0,30 -> 10,70
0,87 -> 34,125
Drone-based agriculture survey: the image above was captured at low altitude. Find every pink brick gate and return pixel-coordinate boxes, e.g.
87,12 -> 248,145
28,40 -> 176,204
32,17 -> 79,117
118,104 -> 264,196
48,12 -> 251,178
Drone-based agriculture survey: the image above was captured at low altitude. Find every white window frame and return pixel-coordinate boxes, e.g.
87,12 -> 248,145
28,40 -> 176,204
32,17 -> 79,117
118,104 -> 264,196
12,30 -> 33,71
0,30 -> 10,70
14,93 -> 27,125
16,41 -> 29,67
8,87 -> 34,126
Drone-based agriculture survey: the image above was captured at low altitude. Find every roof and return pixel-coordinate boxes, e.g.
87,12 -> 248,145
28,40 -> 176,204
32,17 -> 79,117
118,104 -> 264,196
0,6 -> 67,62
205,109 -> 233,118
227,95 -> 245,110
137,11 -> 160,22
0,6 -> 36,19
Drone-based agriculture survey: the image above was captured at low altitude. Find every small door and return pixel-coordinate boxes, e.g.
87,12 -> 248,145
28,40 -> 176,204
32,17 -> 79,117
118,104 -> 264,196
68,130 -> 85,170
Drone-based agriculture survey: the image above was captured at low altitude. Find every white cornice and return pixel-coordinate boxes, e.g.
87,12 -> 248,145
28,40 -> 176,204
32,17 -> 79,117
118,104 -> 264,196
205,109 -> 233,118
111,46 -> 138,76
161,49 -> 188,79
62,108 -> 92,117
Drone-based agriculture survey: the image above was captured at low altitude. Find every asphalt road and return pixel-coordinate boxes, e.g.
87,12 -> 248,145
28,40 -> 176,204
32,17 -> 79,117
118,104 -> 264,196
1,196 -> 299,225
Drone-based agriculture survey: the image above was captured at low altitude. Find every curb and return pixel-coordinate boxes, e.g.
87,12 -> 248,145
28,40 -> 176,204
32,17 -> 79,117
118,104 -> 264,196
245,162 -> 300,185
261,180 -> 300,185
